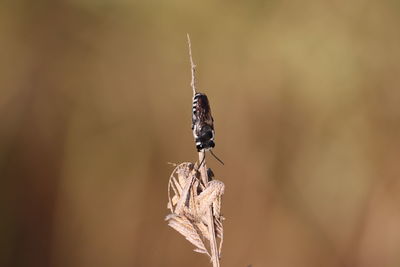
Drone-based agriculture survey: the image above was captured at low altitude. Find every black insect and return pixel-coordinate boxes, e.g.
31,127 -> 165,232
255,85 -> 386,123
192,92 -> 224,165
192,93 -> 214,151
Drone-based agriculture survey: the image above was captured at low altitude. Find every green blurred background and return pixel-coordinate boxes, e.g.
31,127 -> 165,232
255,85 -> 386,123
1,0 -> 400,266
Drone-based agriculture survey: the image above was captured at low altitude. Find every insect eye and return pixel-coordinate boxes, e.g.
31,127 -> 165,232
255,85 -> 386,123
205,131 -> 213,139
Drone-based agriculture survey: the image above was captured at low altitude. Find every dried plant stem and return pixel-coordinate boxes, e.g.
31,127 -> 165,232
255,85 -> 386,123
199,151 -> 220,267
187,33 -> 197,96
180,33 -> 221,267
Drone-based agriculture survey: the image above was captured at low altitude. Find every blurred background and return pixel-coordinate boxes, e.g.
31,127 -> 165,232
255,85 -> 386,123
1,0 -> 400,266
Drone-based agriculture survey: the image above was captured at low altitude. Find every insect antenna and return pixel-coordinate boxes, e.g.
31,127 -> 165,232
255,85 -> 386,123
198,152 -> 206,168
210,150 -> 224,165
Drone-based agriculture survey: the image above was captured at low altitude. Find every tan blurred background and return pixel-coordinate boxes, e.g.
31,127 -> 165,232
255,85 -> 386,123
1,0 -> 400,266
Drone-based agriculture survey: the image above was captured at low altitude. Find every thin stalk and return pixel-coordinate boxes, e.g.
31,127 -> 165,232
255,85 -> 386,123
188,34 -> 220,267
187,33 -> 197,96
198,151 -> 220,267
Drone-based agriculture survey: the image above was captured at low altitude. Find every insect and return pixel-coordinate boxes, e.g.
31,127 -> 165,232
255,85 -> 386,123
192,92 -> 224,165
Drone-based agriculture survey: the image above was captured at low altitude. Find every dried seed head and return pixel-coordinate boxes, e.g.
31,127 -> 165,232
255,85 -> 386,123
166,163 -> 224,259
